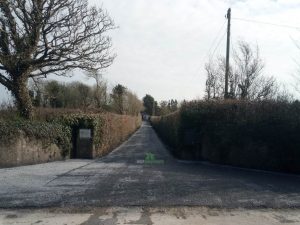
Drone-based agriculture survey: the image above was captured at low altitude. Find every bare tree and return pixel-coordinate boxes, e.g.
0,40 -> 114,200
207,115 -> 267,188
205,60 -> 217,100
86,69 -> 103,90
275,84 -> 294,102
246,76 -> 278,100
86,69 -> 107,108
205,40 -> 277,100
0,0 -> 115,119
124,91 -> 143,116
233,41 -> 273,100
205,57 -> 232,100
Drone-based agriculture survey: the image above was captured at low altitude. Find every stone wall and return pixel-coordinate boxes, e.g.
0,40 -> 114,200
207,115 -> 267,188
0,133 -> 63,168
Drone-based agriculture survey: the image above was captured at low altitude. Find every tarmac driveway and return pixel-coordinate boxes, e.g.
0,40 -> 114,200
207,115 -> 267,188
1,122 -> 300,209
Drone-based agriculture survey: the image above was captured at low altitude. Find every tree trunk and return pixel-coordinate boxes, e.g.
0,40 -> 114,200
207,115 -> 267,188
13,77 -> 34,120
95,86 -> 102,108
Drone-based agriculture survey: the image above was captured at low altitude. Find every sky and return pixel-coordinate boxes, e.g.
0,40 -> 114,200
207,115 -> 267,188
0,0 -> 300,103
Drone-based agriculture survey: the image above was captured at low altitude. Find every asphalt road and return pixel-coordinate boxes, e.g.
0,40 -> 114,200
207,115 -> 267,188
1,122 -> 300,209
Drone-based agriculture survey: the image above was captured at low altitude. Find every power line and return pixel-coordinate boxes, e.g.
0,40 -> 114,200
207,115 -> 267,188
210,29 -> 227,59
193,25 -> 227,83
190,20 -> 227,83
230,33 -> 235,57
190,28 -> 226,89
232,17 -> 300,30
290,35 -> 300,49
206,20 -> 227,56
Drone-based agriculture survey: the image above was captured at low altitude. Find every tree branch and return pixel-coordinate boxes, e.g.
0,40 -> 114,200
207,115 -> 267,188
0,72 -> 12,91
0,0 -> 116,96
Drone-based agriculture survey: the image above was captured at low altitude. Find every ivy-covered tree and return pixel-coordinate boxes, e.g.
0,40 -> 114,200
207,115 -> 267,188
0,0 -> 115,119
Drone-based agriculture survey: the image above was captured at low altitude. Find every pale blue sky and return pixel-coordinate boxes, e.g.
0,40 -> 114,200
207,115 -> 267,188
0,0 -> 300,103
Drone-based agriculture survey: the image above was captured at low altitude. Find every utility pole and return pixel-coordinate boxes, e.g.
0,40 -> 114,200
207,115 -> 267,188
225,8 -> 231,99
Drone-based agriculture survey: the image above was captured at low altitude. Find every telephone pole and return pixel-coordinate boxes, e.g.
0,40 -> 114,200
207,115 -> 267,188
225,8 -> 231,99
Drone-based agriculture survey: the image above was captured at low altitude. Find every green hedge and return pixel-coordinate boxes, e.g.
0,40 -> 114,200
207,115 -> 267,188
0,119 -> 72,157
151,113 -> 180,157
54,114 -> 103,151
151,100 -> 300,173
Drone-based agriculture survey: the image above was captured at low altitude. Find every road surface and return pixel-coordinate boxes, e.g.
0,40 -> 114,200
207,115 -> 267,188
1,122 -> 300,209
2,207 -> 300,225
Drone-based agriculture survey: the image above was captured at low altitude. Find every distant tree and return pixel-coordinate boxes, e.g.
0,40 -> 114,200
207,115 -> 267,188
75,82 -> 92,109
111,84 -> 126,114
28,80 -> 42,107
31,80 -> 94,109
124,91 -> 144,116
143,94 -> 157,116
276,85 -> 294,103
29,80 -> 143,114
43,81 -> 64,108
33,90 -> 42,107
168,99 -> 178,112
155,99 -> 178,116
0,0 -> 115,119
159,101 -> 171,116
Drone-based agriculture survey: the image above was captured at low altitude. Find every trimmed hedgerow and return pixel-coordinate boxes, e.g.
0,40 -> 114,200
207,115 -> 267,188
151,100 -> 300,173
96,113 -> 142,156
0,119 -> 72,157
151,113 -> 181,157
55,113 -> 142,157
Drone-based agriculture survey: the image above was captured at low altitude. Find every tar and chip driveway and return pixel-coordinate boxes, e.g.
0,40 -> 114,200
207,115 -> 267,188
1,122 -> 300,224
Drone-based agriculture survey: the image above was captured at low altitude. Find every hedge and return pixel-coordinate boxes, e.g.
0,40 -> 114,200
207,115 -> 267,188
0,119 -> 72,157
0,111 -> 141,164
151,100 -> 300,173
55,113 -> 142,157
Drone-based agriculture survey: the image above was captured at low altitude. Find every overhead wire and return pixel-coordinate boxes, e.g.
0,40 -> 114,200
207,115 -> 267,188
206,20 -> 227,57
232,17 -> 300,30
210,29 -> 227,59
190,19 -> 227,84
